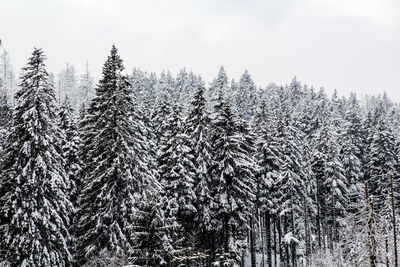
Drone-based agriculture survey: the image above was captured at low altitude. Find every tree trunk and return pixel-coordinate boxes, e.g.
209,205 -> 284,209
390,171 -> 399,267
274,217 -> 277,267
316,192 -> 322,250
250,215 -> 256,267
365,182 -> 377,267
278,217 -> 283,266
304,198 -> 311,265
386,238 -> 389,267
265,211 -> 272,267
291,209 -> 297,267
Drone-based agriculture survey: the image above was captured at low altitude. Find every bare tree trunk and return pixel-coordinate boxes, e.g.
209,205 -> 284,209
250,216 -> 256,267
304,197 -> 311,265
365,182 -> 377,267
291,209 -> 297,267
274,217 -> 277,267
386,238 -> 389,267
261,212 -> 265,267
316,192 -> 322,251
278,217 -> 283,266
390,171 -> 399,267
265,211 -> 272,267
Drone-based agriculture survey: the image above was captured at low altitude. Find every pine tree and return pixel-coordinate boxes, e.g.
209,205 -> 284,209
342,93 -> 364,186
210,91 -> 256,262
77,62 -> 94,105
76,45 -> 157,264
155,71 -> 175,102
131,68 -> 157,107
0,49 -> 17,102
158,103 -> 197,231
253,100 -> 282,267
58,96 -> 82,204
208,66 -> 228,107
184,86 -> 215,249
235,70 -> 258,120
366,114 -> 397,213
0,95 -> 11,151
0,48 -> 73,266
274,112 -> 306,267
151,91 -> 172,146
57,63 -> 77,105
132,192 -> 175,266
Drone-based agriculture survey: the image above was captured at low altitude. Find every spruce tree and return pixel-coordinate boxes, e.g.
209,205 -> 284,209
58,95 -> 82,204
184,86 -> 215,248
210,91 -> 256,262
0,48 -> 73,266
208,66 -> 228,107
76,45 -> 157,264
158,103 -> 197,231
235,70 -> 258,120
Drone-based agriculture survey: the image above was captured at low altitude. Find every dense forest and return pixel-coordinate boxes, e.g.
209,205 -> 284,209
0,45 -> 399,267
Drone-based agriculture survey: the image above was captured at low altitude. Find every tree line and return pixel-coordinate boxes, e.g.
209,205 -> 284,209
0,45 -> 400,266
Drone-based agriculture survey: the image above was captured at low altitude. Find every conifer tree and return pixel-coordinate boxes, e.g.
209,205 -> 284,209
0,95 -> 11,150
58,96 -> 82,204
76,45 -> 157,264
158,103 -> 197,231
151,91 -> 172,146
77,62 -> 94,105
208,66 -> 228,106
0,48 -> 73,266
210,91 -> 256,262
366,115 -> 397,213
274,112 -> 306,267
235,70 -> 258,120
184,86 -> 215,249
253,100 -> 282,267
132,191 -> 175,266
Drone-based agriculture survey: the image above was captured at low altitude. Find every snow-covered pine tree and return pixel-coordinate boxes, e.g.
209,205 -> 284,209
366,112 -> 397,213
158,103 -> 197,232
253,99 -> 282,267
208,66 -> 228,108
341,93 -> 364,185
0,49 -> 17,103
184,86 -> 215,253
151,91 -> 172,147
57,63 -> 77,105
235,70 -> 258,120
58,95 -> 82,204
155,70 -> 175,103
76,45 -> 157,265
210,90 -> 256,263
77,62 -> 94,105
0,95 -> 11,151
341,93 -> 365,217
320,123 -> 348,248
0,48 -> 73,266
131,190 -> 175,266
274,111 -> 307,267
131,68 -> 157,107
311,120 -> 348,251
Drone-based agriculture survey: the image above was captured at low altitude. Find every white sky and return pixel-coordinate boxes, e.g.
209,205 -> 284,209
1,0 -> 400,100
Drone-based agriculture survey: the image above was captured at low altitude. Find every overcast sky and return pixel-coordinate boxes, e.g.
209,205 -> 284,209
1,0 -> 400,100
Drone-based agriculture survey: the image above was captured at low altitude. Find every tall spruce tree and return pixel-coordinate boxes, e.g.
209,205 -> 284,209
235,70 -> 258,120
76,45 -> 157,264
208,66 -> 228,107
158,103 -> 197,231
184,86 -> 215,247
0,48 -> 73,266
58,96 -> 82,205
210,91 -> 256,262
